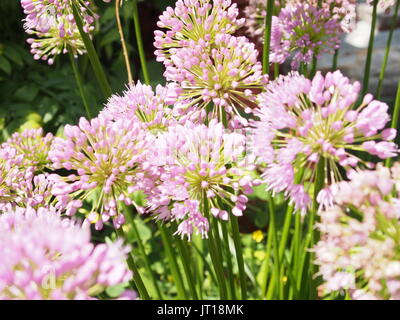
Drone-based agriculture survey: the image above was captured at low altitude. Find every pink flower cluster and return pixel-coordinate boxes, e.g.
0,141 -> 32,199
100,81 -> 193,132
48,115 -> 153,229
249,70 -> 398,213
244,0 -> 356,43
164,34 -> 268,128
155,0 -> 267,127
270,3 -> 344,68
20,0 -> 98,64
315,163 -> 400,300
154,0 -> 245,64
0,206 -> 133,300
0,129 -> 55,210
145,120 -> 260,240
1,128 -> 53,171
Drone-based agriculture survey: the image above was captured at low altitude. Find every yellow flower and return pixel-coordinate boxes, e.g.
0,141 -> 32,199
252,230 -> 264,243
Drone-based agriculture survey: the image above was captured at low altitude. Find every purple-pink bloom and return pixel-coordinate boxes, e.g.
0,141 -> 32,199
100,81 -> 196,132
164,34 -> 268,128
249,70 -> 398,213
314,163 -> 400,300
146,120 -> 261,240
21,0 -> 98,64
154,0 -> 245,65
0,206 -> 133,300
48,115 -> 153,229
270,3 -> 344,69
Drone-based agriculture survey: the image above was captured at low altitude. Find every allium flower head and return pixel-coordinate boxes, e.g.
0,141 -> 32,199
0,147 -> 34,209
367,0 -> 396,10
2,128 -> 53,171
165,34 -> 268,128
244,0 -> 356,43
249,71 -> 398,213
100,81 -> 191,133
315,164 -> 400,300
0,206 -> 132,300
147,120 -> 260,240
21,0 -> 97,64
154,0 -> 245,65
48,115 -> 153,229
271,3 -> 344,69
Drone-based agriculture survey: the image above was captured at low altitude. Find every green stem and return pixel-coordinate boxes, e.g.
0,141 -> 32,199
132,0 -> 150,84
158,222 -> 187,299
261,214 -> 273,297
385,79 -> 400,167
203,198 -> 228,299
175,237 -> 199,300
307,157 -> 326,299
376,0 -> 400,99
123,206 -> 163,299
361,0 -> 379,97
221,221 -> 237,300
72,3 -> 112,99
332,49 -> 339,70
262,0 -> 275,74
68,50 -> 91,118
230,216 -> 247,299
309,54 -> 318,79
274,63 -> 279,79
116,229 -> 150,300
267,193 -> 282,299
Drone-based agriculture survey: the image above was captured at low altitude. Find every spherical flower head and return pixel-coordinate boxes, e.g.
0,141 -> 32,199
0,206 -> 133,300
164,34 -> 268,128
244,0 -> 356,43
2,128 -> 53,171
0,147 -> 34,209
48,115 -> 153,230
366,0 -> 396,11
249,70 -> 398,213
271,3 -> 344,69
100,81 -> 192,133
154,0 -> 245,65
314,164 -> 400,300
146,120 -> 260,240
21,0 -> 98,64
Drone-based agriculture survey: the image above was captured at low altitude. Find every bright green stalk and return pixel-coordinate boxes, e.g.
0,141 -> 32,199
376,0 -> 400,99
158,223 -> 187,299
230,216 -> 247,299
203,197 -> 228,299
262,0 -> 274,74
193,233 -> 204,298
260,216 -> 273,297
309,54 -> 318,79
123,206 -> 163,299
175,236 -> 199,300
361,0 -> 379,97
132,0 -> 150,85
385,79 -> 400,167
305,158 -> 326,298
221,221 -> 237,300
274,63 -> 279,79
68,50 -> 91,118
332,49 -> 339,70
267,193 -> 282,299
71,3 -> 112,99
116,229 -> 150,300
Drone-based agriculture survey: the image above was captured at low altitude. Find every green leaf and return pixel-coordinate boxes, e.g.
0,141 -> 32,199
0,56 -> 11,75
3,45 -> 23,67
13,85 -> 39,103
105,283 -> 128,298
133,217 -> 152,243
